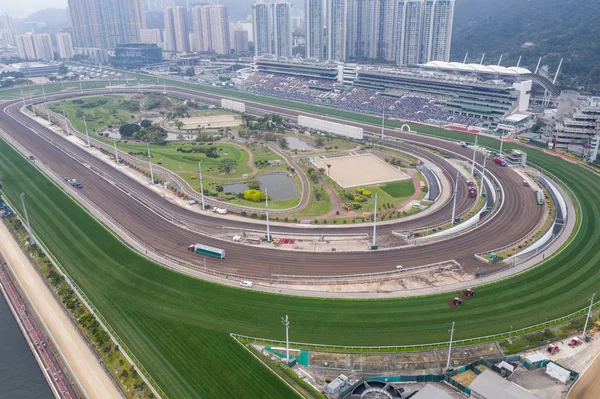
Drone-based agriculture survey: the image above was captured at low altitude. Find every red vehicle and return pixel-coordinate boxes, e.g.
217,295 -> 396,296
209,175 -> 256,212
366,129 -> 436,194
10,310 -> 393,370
568,337 -> 583,347
469,188 -> 477,198
523,180 -> 530,187
453,297 -> 464,306
464,288 -> 476,297
494,158 -> 507,167
547,344 -> 560,354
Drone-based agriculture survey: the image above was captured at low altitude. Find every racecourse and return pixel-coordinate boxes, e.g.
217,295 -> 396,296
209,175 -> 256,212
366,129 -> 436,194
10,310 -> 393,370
0,84 -> 599,398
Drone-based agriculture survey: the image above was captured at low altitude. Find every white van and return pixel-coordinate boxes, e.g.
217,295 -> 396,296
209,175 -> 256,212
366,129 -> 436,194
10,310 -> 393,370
240,281 -> 253,288
396,266 -> 404,270
188,200 -> 196,205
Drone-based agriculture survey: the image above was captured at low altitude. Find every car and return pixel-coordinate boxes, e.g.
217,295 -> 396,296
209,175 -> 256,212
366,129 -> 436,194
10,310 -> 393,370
240,281 -> 253,288
188,200 -> 197,205
396,265 -> 404,270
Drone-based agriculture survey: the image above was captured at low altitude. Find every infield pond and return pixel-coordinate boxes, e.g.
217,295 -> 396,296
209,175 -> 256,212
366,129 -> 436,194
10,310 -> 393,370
222,173 -> 299,200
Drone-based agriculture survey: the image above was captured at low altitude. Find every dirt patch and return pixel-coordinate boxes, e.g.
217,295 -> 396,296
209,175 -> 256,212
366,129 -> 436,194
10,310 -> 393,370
452,369 -> 478,387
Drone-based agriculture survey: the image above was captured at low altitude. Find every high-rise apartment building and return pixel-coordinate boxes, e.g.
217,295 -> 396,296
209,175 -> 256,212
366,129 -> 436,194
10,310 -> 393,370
140,29 -> 162,45
305,0 -> 324,59
67,0 -> 145,49
192,5 -> 231,55
233,30 -> 249,54
345,0 -> 359,59
327,0 -> 346,61
421,0 -> 454,63
252,1 -> 272,56
16,33 -> 54,61
56,33 -> 75,59
272,1 -> 292,58
0,15 -> 17,47
393,0 -> 423,65
164,6 -> 190,53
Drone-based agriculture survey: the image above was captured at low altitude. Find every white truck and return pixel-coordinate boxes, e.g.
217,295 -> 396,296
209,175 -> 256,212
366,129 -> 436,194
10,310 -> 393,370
213,207 -> 228,215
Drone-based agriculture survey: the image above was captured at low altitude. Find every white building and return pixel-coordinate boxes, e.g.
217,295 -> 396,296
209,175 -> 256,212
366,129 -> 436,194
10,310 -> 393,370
140,29 -> 162,46
0,14 -> 17,47
56,33 -> 75,59
164,6 -> 190,53
17,33 -> 54,61
305,0 -> 324,59
16,34 -> 37,60
553,93 -> 600,161
272,1 -> 293,58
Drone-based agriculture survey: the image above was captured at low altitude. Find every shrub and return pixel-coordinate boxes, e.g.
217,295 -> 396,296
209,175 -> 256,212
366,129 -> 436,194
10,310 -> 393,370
243,189 -> 266,202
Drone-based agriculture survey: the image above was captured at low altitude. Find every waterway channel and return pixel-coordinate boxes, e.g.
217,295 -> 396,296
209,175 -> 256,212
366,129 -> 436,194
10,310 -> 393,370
0,292 -> 52,398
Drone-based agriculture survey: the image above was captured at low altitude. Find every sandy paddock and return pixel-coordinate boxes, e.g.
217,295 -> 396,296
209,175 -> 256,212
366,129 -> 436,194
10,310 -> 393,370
312,154 -> 410,188
178,114 -> 241,129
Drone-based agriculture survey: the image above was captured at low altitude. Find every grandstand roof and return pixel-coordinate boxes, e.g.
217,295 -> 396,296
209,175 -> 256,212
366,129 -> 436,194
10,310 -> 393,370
423,61 -> 531,75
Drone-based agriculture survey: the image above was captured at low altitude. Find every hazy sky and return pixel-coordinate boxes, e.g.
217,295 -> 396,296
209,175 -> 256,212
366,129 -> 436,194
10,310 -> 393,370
4,0 -> 67,19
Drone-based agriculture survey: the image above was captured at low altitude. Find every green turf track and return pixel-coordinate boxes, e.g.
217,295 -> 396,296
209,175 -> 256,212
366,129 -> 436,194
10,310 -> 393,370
1,88 -> 600,398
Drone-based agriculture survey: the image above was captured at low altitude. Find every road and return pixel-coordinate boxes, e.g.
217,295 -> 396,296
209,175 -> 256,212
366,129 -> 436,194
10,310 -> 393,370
0,221 -> 122,399
0,87 -> 543,279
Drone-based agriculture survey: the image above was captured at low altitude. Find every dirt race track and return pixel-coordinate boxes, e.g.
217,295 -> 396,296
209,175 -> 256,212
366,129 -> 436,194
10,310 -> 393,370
0,87 -> 544,280
568,354 -> 600,399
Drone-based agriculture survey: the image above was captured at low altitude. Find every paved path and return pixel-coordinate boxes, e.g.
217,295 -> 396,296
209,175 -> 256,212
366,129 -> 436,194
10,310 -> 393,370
0,222 -> 122,399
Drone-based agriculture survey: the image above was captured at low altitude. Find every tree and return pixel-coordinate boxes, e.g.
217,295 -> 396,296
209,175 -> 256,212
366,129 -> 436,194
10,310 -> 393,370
119,123 -> 141,138
218,159 -> 237,174
140,119 -> 152,128
315,136 -> 326,147
278,136 -> 289,149
247,179 -> 261,190
173,119 -> 184,130
185,67 -> 195,77
243,189 -> 266,202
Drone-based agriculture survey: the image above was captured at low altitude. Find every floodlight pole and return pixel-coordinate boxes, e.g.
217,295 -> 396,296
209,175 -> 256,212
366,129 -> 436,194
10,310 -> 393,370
82,114 -> 91,147
62,105 -> 70,135
147,143 -> 155,184
281,315 -> 290,364
470,134 -> 478,176
198,162 -> 206,210
113,139 -> 119,164
479,155 -> 487,196
499,132 -> 505,157
163,77 -> 167,94
108,76 -> 112,92
41,84 -> 51,123
372,193 -> 378,248
451,171 -> 459,224
381,107 -> 385,140
20,88 -> 25,108
79,80 -> 83,93
20,193 -> 35,246
265,188 -> 271,241
582,293 -> 596,339
446,321 -> 455,371
28,85 -> 36,116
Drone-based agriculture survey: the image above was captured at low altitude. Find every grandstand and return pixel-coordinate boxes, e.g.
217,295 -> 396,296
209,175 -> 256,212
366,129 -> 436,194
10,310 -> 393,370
253,57 -> 340,80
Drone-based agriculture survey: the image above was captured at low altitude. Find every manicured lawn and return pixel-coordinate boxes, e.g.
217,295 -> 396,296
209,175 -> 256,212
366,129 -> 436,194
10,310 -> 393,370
380,180 -> 416,198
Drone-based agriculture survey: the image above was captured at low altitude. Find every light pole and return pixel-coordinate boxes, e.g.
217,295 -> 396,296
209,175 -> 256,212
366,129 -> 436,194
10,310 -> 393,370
479,155 -> 487,196
28,85 -> 36,117
198,162 -> 206,210
499,132 -> 505,157
146,143 -> 155,184
41,84 -> 51,124
471,134 -> 478,176
113,139 -> 120,164
451,172 -> 459,224
582,293 -> 596,339
82,114 -> 91,147
20,193 -> 35,246
79,80 -> 83,94
62,105 -> 70,135
265,188 -> 271,241
162,77 -> 167,94
381,107 -> 385,140
20,88 -> 25,108
446,321 -> 455,371
371,193 -> 378,249
281,315 -> 290,364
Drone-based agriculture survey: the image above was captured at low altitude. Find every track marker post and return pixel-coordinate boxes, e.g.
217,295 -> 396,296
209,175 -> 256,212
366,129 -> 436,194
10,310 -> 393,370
281,315 -> 290,364
446,321 -> 455,371
20,193 -> 35,246
582,293 -> 596,339
146,143 -> 155,184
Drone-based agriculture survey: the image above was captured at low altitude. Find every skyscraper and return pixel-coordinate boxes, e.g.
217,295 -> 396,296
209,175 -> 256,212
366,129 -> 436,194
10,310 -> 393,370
252,1 -> 272,57
0,15 -> 17,47
56,33 -> 75,59
16,34 -> 37,60
327,0 -> 346,61
345,0 -> 359,59
272,1 -> 292,58
16,33 -> 54,61
192,5 -> 231,55
233,30 -> 249,54
393,0 -> 423,65
164,6 -> 190,53
67,0 -> 145,49
305,0 -> 324,59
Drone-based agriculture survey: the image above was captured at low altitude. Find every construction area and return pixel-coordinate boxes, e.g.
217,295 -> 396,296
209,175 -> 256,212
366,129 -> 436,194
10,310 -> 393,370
311,154 -> 411,188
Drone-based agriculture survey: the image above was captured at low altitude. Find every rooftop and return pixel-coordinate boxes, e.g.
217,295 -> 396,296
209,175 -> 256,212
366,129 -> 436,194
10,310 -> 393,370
470,370 -> 539,399
423,61 -> 532,75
